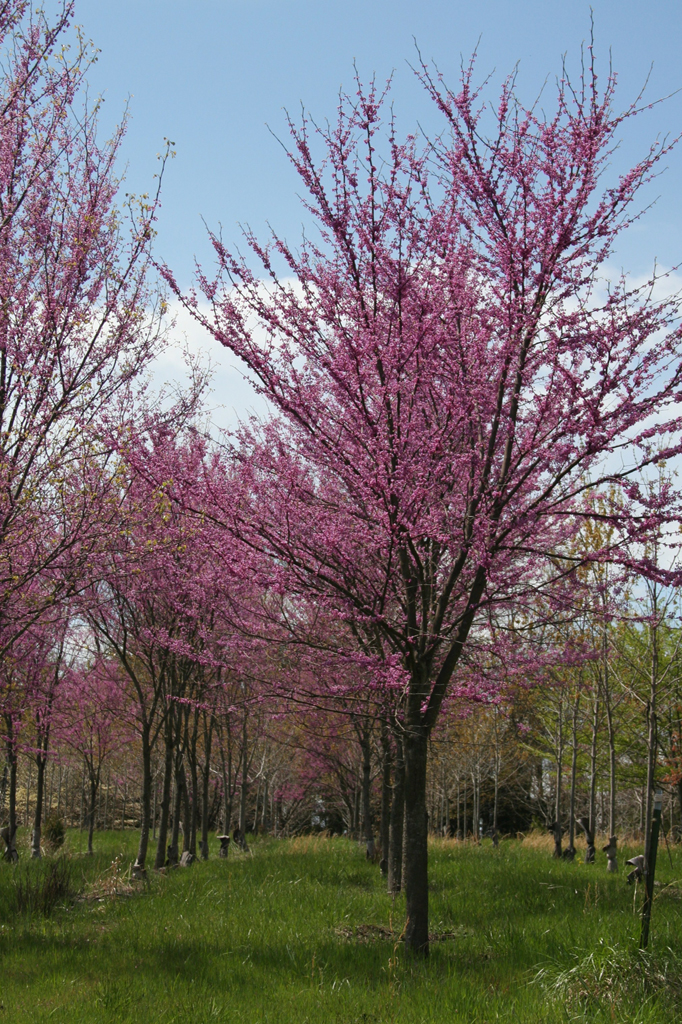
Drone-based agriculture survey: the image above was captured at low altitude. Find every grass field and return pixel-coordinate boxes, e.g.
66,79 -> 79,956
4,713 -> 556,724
0,829 -> 680,1023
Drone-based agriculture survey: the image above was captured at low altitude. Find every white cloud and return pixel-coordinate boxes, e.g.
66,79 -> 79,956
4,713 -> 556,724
150,298 -> 273,435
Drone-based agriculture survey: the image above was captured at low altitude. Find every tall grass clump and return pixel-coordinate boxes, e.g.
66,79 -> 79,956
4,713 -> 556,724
535,943 -> 682,1022
13,857 -> 73,916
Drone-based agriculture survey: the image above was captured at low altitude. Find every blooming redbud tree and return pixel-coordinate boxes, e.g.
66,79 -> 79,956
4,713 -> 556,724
0,0 -> 169,658
169,56 -> 682,952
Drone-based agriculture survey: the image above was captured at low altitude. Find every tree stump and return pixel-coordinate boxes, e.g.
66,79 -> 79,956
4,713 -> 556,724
579,817 -> 595,863
548,821 -> 562,858
179,851 -> 195,867
217,835 -> 230,858
626,854 -> 644,884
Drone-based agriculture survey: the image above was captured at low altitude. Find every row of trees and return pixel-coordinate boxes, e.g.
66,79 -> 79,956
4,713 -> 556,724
1,0 -> 681,955
4,590 -> 682,857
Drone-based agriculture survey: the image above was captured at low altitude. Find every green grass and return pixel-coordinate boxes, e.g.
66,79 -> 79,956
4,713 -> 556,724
0,829 -> 680,1023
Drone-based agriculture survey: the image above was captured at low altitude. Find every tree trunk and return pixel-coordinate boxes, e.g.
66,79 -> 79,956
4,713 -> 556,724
180,761 -> 191,855
3,725 -> 18,862
586,689 -> 599,864
402,727 -> 429,955
552,695 -> 564,858
379,722 -> 392,874
604,689 -> 618,872
463,777 -> 467,839
154,723 -> 175,869
134,731 -> 153,870
359,722 -> 375,859
601,610 -> 618,872
187,710 -> 199,857
262,775 -> 270,833
200,714 -> 213,860
644,603 -> 659,873
566,692 -> 580,860
387,732 -> 404,893
31,746 -> 48,859
239,714 -> 248,839
88,776 -> 98,855
169,760 -> 183,866
492,711 -> 500,839
25,760 -> 31,827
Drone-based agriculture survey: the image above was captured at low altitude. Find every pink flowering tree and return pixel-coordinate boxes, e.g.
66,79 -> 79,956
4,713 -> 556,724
0,0 -> 170,661
56,658 -> 133,855
170,57 -> 682,951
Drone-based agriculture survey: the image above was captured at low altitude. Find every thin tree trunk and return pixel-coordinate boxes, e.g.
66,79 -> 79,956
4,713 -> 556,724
79,763 -> 85,832
379,722 -> 392,874
180,762 -> 191,855
387,732 -> 404,893
492,711 -> 500,841
463,777 -> 467,839
169,757 -> 184,866
359,721 -> 375,859
25,760 -> 32,827
262,776 -> 270,832
585,688 -> 600,863
154,729 -> 175,869
239,714 -> 248,841
3,723 -> 18,862
200,714 -> 213,860
87,775 -> 99,855
566,692 -> 580,860
552,695 -> 564,859
187,710 -> 199,857
134,731 -> 153,870
644,600 -> 659,873
603,667 -> 618,871
31,741 -> 49,859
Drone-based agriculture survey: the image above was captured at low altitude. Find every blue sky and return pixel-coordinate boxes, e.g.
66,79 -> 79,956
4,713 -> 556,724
74,0 -> 682,425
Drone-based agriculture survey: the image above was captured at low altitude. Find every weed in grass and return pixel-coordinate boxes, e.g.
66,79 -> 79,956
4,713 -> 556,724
13,857 -> 73,916
535,942 -> 682,1022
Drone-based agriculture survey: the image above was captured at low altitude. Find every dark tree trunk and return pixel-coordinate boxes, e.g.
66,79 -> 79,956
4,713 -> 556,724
239,714 -> 248,839
3,727 -> 18,862
379,722 -> 392,875
31,743 -> 49,859
565,692 -> 580,861
200,714 -> 213,860
359,722 -> 375,859
387,733 -> 404,894
180,761 -> 191,855
261,774 -> 270,833
552,696 -> 564,858
601,612 -> 618,872
87,776 -> 99,855
586,691 -> 600,864
402,728 -> 429,955
134,730 -> 153,870
187,710 -> 199,857
154,721 -> 175,869
643,608 -> 659,874
168,760 -> 183,866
